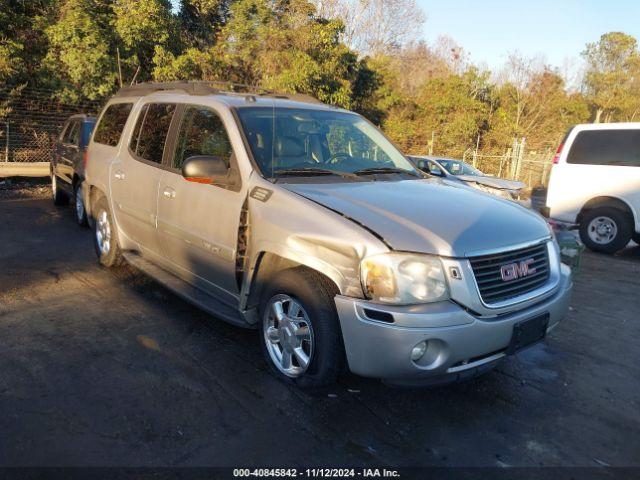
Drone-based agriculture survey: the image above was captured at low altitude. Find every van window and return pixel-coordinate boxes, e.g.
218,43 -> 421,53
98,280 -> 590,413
93,103 -> 133,146
567,130 -> 640,167
172,106 -> 232,170
131,103 -> 176,164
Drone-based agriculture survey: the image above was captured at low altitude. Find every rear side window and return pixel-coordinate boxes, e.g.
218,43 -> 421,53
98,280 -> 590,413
63,121 -> 81,145
93,103 -> 133,146
129,103 -> 176,164
172,106 -> 233,170
567,130 -> 640,167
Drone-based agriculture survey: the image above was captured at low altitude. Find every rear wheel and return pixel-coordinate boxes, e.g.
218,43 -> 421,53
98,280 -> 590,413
51,172 -> 68,206
74,182 -> 88,227
92,196 -> 123,268
259,268 -> 345,388
579,207 -> 632,254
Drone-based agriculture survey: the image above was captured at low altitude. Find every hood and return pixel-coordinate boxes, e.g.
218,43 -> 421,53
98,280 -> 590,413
456,175 -> 525,191
282,178 -> 549,257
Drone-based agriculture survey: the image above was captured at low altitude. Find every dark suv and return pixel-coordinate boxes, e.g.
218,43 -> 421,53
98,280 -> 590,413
51,114 -> 96,225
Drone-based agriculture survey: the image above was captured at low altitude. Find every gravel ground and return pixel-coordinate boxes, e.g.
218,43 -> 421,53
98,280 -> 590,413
0,196 -> 638,469
0,177 -> 51,200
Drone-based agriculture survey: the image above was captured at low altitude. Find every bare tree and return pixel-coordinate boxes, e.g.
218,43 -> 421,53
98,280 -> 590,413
313,0 -> 426,56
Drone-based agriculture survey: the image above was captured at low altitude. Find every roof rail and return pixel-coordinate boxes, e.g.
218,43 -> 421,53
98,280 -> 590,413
114,81 -> 323,104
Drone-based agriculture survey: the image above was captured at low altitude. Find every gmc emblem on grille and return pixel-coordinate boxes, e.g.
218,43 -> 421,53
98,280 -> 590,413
500,258 -> 536,281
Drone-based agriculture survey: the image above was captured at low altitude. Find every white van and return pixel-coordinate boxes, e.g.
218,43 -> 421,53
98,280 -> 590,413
545,123 -> 640,253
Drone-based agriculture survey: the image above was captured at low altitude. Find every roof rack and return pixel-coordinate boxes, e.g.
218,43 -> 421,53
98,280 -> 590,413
114,81 -> 323,104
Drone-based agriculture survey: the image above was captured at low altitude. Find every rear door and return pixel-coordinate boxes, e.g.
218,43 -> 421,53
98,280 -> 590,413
57,119 -> 81,190
156,104 -> 244,306
111,102 -> 178,256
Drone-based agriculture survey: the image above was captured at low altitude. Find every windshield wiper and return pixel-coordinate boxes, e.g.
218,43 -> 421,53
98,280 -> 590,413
353,167 -> 422,177
271,167 -> 360,180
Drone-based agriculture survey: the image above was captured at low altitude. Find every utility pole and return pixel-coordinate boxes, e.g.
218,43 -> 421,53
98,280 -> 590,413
428,131 -> 435,156
117,47 -> 123,88
5,122 -> 9,163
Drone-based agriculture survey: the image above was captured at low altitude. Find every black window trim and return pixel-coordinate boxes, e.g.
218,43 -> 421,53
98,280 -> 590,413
162,103 -> 242,191
93,101 -> 134,147
126,101 -> 181,172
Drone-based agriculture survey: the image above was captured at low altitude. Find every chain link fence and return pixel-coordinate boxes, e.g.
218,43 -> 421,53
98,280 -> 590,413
463,139 -> 555,188
0,85 -> 102,164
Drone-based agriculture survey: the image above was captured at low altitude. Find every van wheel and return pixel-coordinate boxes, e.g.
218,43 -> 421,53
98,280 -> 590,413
259,268 -> 345,388
92,196 -> 123,268
579,207 -> 632,254
51,173 -> 68,206
74,182 -> 88,227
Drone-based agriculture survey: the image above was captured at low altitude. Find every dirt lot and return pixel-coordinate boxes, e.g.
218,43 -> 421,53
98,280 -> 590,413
0,194 -> 639,468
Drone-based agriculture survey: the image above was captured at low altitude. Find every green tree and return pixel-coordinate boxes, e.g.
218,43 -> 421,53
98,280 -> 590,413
0,0 -> 58,83
113,0 -> 178,83
43,0 -> 118,100
582,32 -> 640,122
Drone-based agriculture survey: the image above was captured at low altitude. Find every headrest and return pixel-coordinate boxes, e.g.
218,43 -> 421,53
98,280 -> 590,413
275,136 -> 305,157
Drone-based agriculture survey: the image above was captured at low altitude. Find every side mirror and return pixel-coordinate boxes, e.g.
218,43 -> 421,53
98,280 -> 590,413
182,155 -> 229,185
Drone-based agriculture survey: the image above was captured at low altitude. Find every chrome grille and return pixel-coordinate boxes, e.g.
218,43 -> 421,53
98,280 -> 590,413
469,242 -> 550,304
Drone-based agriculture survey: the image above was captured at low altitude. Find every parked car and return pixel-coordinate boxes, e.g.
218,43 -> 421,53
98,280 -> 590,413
544,123 -> 640,254
51,114 -> 96,225
410,155 -> 525,201
83,82 -> 572,387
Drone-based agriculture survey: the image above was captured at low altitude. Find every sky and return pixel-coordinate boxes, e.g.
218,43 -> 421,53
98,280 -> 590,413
417,0 -> 640,72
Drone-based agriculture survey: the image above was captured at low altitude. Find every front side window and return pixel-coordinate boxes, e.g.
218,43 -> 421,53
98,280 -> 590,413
235,107 -> 419,179
172,106 -> 233,170
567,130 -> 640,167
130,103 -> 176,164
93,103 -> 133,146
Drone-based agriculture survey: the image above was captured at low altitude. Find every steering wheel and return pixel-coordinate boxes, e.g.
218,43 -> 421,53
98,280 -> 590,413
326,152 -> 352,165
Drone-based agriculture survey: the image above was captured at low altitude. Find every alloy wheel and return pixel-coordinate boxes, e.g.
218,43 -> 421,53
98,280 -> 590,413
96,210 -> 111,256
263,294 -> 314,378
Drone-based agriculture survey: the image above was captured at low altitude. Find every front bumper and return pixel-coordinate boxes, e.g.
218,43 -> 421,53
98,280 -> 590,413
335,264 -> 572,386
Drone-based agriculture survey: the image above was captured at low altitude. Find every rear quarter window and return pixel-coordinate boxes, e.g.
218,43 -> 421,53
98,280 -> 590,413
93,103 -> 133,147
567,130 -> 640,167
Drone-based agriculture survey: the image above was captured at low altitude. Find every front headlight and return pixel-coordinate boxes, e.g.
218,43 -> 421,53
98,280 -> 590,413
360,253 -> 449,305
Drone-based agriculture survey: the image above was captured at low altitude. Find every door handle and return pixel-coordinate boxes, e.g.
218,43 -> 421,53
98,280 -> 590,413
114,171 -> 125,180
162,187 -> 176,199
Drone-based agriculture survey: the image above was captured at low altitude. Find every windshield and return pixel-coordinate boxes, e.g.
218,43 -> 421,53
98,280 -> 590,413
438,159 -> 483,176
236,107 -> 419,179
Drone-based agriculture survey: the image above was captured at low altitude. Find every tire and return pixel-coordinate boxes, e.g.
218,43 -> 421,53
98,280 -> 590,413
51,172 -> 68,206
73,182 -> 88,227
259,267 -> 345,388
92,195 -> 123,268
579,207 -> 632,254
633,233 -> 640,246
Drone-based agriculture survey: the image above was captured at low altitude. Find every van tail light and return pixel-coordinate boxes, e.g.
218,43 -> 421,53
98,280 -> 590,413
82,150 -> 89,169
552,143 -> 563,164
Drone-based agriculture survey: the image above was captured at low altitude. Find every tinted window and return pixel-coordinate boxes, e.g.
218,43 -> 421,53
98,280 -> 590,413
131,103 -> 176,164
63,121 -> 80,145
93,103 -> 133,146
567,130 -> 640,167
173,106 -> 232,170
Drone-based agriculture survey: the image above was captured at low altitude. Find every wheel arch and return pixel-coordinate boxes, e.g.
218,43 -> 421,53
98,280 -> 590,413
241,251 -> 350,324
578,196 -> 636,230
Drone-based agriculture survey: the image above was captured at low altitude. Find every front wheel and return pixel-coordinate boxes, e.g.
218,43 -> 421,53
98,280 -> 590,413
92,196 -> 123,268
579,207 -> 632,254
259,268 -> 345,388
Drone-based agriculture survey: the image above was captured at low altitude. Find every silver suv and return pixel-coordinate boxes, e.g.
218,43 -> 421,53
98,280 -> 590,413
84,82 -> 573,387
